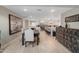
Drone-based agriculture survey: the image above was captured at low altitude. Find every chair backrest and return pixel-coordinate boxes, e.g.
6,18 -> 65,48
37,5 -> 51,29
24,28 -> 34,41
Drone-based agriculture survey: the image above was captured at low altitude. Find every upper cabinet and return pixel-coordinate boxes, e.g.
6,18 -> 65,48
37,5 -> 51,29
65,14 -> 79,22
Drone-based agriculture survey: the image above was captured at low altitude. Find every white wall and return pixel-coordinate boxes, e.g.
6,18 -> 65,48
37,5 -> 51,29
23,20 -> 29,29
61,8 -> 79,29
40,15 -> 61,26
0,6 -> 22,48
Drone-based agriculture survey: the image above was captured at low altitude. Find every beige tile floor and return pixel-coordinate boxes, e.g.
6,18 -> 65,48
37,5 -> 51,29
3,31 -> 71,53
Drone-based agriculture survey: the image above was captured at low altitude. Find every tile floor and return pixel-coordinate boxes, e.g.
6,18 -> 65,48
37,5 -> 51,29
3,31 -> 71,53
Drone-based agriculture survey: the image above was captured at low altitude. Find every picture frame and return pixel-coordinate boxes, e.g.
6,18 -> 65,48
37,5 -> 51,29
9,14 -> 23,35
65,14 -> 79,22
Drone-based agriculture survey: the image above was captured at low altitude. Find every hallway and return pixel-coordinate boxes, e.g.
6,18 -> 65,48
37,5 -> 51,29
3,31 -> 71,53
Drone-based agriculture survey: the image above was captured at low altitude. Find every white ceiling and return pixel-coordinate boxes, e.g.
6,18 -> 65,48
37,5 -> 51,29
4,5 -> 75,21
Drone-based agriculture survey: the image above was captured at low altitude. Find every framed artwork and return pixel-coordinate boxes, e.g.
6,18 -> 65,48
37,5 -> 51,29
65,14 -> 79,22
9,14 -> 23,35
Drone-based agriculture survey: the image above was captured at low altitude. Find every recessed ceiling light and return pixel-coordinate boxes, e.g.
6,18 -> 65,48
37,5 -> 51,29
51,9 -> 55,12
30,16 -> 32,18
24,9 -> 28,11
40,20 -> 44,23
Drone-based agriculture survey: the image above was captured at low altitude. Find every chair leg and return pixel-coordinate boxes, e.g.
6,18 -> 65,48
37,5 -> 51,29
31,42 -> 34,47
25,42 -> 27,47
37,37 -> 39,45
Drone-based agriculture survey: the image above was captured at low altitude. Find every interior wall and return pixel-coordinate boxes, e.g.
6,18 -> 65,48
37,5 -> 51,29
61,8 -> 79,29
0,6 -> 22,48
23,20 -> 29,29
40,15 -> 61,26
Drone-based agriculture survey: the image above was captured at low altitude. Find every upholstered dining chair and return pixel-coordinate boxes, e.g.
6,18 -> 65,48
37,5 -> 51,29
24,28 -> 34,47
